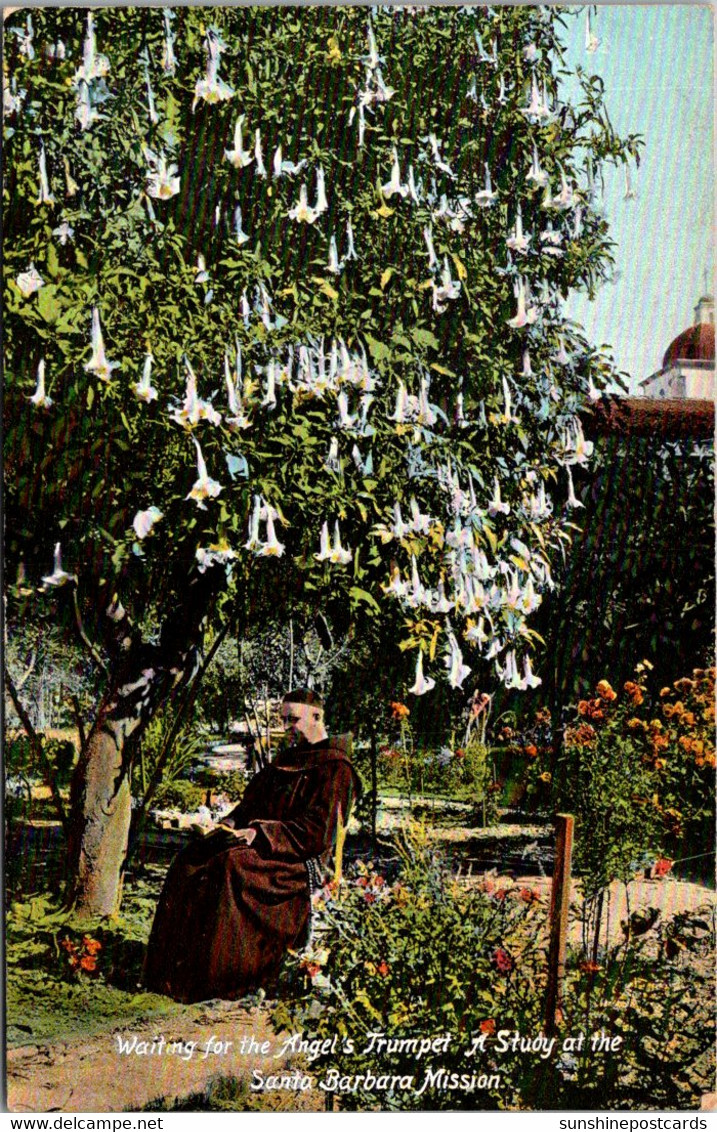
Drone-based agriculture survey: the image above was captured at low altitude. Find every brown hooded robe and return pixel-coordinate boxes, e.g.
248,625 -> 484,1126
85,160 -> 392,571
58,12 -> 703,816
144,735 -> 358,1003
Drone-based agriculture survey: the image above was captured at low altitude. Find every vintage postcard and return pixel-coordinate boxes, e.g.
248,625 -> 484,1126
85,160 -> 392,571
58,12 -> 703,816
4,2 -> 714,1115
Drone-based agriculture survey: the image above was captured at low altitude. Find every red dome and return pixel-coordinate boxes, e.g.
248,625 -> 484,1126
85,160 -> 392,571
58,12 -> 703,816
662,322 -> 715,368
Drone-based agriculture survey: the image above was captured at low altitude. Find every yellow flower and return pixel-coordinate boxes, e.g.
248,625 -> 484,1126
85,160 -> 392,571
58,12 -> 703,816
539,772 -> 552,783
596,679 -> 616,701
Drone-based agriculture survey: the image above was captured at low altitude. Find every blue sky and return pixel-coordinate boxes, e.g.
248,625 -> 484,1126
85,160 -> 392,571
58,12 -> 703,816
561,5 -> 714,393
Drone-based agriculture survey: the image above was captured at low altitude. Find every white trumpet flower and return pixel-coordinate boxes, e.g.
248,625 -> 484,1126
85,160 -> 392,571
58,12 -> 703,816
488,478 -> 510,516
132,353 -> 158,403
29,359 -> 52,408
245,495 -> 262,551
36,144 -> 54,205
382,148 -> 409,199
255,512 -> 284,557
146,150 -> 180,200
328,235 -> 341,275
506,204 -> 530,255
507,277 -> 538,329
475,164 -> 497,207
225,116 -> 253,168
161,10 -> 176,74
133,505 -> 163,539
16,263 -> 44,297
446,630 -> 471,689
254,129 -> 267,177
314,165 -> 328,215
344,219 -> 357,262
193,30 -> 234,108
565,464 -> 583,509
288,184 -> 319,224
522,654 -> 542,688
423,225 -> 438,272
196,539 -> 237,574
585,9 -> 601,53
52,222 -> 74,246
527,145 -> 549,188
409,650 -> 435,695
329,521 -> 352,565
272,144 -> 306,178
74,13 -> 110,85
186,438 -> 222,509
233,205 -> 250,246
314,521 -> 331,562
85,307 -> 119,382
42,543 -> 75,587
427,133 -> 454,178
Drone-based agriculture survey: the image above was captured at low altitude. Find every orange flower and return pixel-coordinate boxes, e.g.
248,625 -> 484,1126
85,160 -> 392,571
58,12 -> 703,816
376,960 -> 390,978
577,700 -> 590,716
79,955 -> 98,973
659,687 -> 672,698
60,937 -> 77,954
524,744 -> 538,758
624,682 -> 644,706
682,711 -> 695,726
596,680 -> 616,701
579,960 -> 601,974
301,961 -> 321,979
82,936 -> 102,955
653,857 -> 672,878
455,748 -> 466,759
479,1019 -> 496,1036
390,701 -> 410,719
627,717 -> 646,732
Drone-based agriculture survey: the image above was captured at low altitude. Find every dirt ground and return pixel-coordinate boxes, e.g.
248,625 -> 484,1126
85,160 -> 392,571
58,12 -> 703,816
7,876 -> 714,1114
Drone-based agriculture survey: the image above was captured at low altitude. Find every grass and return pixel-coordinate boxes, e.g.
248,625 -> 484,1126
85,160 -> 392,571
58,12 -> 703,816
6,864 -> 187,1047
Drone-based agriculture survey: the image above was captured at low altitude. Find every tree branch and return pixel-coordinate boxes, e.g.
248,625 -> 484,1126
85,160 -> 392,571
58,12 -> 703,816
72,587 -> 108,673
135,622 -> 230,821
5,668 -> 68,835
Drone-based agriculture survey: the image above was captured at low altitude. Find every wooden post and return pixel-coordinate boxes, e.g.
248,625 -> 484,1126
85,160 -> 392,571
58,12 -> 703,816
545,813 -> 574,1036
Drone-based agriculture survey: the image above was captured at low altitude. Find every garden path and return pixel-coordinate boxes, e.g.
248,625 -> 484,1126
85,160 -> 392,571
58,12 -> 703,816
6,999 -> 320,1113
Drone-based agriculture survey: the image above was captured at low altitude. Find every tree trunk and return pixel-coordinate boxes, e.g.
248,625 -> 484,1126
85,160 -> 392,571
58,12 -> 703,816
64,569 -> 223,916
67,717 -> 133,916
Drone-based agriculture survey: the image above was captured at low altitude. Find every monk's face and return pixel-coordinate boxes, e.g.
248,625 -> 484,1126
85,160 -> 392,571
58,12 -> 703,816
281,701 -> 324,746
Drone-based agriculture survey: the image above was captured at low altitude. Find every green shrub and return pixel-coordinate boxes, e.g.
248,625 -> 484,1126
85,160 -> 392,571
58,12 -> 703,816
152,779 -> 206,812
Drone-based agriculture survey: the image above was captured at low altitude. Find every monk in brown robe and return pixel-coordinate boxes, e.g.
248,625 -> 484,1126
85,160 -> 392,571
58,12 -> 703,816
144,689 -> 359,1003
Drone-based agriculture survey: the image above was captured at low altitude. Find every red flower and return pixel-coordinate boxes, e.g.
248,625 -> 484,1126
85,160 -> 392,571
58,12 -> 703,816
363,892 -> 376,904
357,876 -> 370,888
373,875 -> 386,888
376,960 -> 390,978
80,955 -> 98,973
60,937 -> 77,954
492,948 -> 514,974
479,1019 -> 496,1035
494,888 -> 509,902
302,961 -> 321,979
654,857 -> 672,878
519,888 -> 541,905
454,748 -> 466,760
